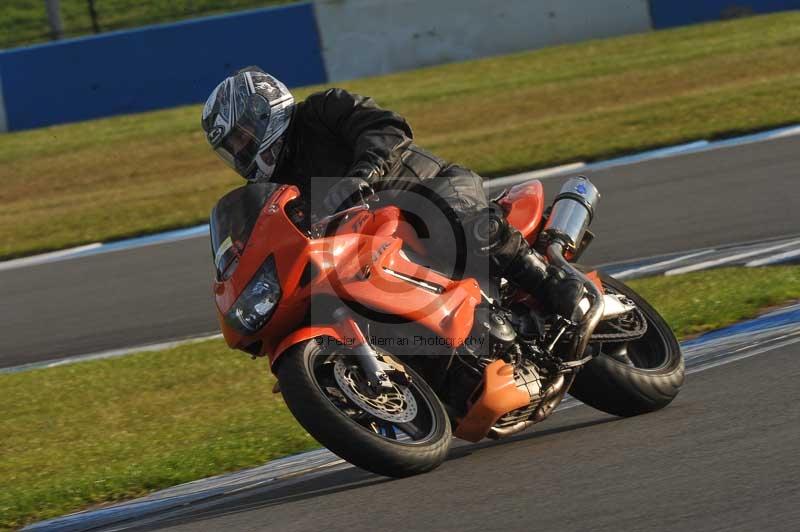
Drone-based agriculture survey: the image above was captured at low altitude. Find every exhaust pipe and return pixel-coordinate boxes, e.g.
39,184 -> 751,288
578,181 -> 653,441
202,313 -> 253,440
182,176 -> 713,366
542,176 -> 600,253
487,373 -> 574,439
547,242 -> 604,362
541,177 -> 604,361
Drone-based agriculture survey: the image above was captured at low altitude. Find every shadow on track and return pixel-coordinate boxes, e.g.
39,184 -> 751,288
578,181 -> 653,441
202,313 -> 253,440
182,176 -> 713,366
446,415 -> 618,462
130,415 -> 617,531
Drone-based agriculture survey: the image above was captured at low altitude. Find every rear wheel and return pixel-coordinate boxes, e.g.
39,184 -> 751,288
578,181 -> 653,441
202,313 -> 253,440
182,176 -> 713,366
568,271 -> 685,417
277,339 -> 451,477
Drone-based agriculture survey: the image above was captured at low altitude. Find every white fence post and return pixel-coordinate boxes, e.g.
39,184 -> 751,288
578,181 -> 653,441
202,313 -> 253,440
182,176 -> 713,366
0,71 -> 8,133
45,0 -> 65,40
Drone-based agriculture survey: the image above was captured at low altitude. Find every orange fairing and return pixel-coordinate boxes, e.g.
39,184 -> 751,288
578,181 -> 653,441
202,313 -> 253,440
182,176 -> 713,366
214,185 -> 483,368
327,236 -> 482,343
214,185 -> 313,356
497,180 -> 545,244
274,326 -> 345,359
454,360 -> 531,442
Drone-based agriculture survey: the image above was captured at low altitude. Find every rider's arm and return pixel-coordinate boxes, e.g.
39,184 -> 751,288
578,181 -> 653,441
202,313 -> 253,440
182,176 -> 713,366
306,88 -> 413,181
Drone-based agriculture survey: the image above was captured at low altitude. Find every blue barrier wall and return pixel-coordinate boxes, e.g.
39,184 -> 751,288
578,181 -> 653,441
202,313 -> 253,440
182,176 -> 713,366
3,1 -> 800,132
0,4 -> 326,131
650,0 -> 800,29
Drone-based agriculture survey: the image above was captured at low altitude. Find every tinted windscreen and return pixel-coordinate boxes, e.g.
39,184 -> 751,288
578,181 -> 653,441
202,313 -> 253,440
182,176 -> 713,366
209,182 -> 279,278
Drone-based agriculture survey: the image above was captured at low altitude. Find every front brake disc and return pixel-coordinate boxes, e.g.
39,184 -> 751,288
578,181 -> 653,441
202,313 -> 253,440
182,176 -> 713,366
333,359 -> 418,423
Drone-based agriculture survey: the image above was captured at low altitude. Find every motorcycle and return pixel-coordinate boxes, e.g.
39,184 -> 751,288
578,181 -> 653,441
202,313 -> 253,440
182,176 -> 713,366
210,176 -> 684,477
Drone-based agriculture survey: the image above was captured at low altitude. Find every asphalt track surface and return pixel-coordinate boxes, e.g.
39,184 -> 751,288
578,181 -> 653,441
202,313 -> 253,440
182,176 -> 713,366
127,342 -> 800,532
2,135 -> 800,368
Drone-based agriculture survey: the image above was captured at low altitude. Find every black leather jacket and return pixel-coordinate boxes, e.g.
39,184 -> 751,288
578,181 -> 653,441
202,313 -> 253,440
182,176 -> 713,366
272,88 -> 450,194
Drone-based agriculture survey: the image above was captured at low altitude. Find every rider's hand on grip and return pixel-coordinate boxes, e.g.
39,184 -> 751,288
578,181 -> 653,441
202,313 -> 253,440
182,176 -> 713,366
323,177 -> 374,214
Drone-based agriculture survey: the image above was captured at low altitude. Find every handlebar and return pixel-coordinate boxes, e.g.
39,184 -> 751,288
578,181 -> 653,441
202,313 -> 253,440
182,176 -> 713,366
310,203 -> 371,237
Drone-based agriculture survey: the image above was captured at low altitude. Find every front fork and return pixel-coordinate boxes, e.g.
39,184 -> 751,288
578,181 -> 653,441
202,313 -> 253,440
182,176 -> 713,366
332,308 -> 405,392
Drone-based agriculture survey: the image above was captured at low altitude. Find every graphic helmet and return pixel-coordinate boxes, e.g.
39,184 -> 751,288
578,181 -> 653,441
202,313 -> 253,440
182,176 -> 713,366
201,67 -> 294,181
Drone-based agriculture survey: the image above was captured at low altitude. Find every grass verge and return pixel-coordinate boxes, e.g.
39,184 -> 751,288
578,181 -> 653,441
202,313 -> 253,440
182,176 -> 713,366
2,12 -> 800,259
0,1 -> 297,49
2,266 -> 800,529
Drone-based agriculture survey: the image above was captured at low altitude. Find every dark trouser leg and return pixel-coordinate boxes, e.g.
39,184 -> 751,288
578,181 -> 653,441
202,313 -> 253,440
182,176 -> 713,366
422,166 -> 550,289
418,167 -> 580,315
416,166 -> 493,281
380,166 -> 571,310
380,165 -> 491,280
384,166 -> 535,284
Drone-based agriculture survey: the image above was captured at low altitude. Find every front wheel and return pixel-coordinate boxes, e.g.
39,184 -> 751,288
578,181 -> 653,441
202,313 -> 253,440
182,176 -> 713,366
568,271 -> 685,417
277,339 -> 451,477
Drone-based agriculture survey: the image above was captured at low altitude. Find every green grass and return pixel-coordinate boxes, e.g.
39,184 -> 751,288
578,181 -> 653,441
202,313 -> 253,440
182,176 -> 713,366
629,267 -> 800,337
2,11 -> 800,260
2,266 -> 800,529
0,341 -> 318,531
0,1 -> 297,48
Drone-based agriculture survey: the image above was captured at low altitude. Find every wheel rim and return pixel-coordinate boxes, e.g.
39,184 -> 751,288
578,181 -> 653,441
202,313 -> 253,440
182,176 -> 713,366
619,323 -> 671,370
309,349 -> 439,444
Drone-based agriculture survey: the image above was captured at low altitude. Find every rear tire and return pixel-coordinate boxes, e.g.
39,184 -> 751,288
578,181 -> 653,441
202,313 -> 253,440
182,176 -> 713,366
277,339 -> 452,477
568,271 -> 685,417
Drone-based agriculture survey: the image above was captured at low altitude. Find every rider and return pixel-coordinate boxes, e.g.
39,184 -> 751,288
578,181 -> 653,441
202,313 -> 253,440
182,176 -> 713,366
201,66 -> 577,313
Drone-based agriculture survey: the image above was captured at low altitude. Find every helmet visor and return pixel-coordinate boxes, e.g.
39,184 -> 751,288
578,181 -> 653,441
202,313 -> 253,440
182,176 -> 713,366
213,96 -> 270,176
214,125 -> 259,176
252,136 -> 285,181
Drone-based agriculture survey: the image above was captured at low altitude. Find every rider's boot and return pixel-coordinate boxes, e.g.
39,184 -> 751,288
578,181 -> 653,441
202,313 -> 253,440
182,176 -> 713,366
469,206 -> 583,317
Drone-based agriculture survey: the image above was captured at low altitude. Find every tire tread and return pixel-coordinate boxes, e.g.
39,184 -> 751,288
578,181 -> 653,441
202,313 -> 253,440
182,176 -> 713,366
277,340 -> 452,477
568,271 -> 685,417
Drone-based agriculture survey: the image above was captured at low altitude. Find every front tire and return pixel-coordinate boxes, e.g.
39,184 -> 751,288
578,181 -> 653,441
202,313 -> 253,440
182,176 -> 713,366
277,339 -> 452,477
568,271 -> 685,417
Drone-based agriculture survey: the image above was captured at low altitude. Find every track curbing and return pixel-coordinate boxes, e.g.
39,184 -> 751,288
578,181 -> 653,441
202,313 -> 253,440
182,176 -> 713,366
22,303 -> 800,531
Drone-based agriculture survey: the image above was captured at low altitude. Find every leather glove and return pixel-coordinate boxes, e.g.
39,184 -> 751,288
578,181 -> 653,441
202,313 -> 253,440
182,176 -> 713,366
323,177 -> 374,214
347,162 -> 380,181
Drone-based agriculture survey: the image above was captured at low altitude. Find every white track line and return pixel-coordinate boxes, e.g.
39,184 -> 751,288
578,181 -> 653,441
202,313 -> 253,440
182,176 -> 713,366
686,332 -> 800,374
665,239 -> 800,276
486,162 -> 587,189
3,123 -> 800,272
0,333 -> 222,375
612,249 -> 717,280
0,243 -> 102,272
746,248 -> 800,267
5,236 -> 797,375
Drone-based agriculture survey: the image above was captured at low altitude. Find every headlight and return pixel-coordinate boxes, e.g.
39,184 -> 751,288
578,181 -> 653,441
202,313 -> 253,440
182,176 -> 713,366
225,255 -> 281,334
